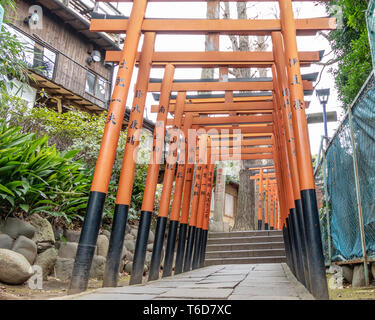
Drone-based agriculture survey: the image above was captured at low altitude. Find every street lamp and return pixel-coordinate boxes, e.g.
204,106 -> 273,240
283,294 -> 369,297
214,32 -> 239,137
316,88 -> 331,140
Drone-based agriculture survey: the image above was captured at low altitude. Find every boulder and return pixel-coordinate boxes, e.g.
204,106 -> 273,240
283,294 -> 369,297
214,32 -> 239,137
148,230 -> 155,244
0,249 -> 34,284
125,262 -> 133,274
96,235 -> 109,257
147,243 -> 153,252
125,233 -> 135,240
30,214 -> 55,252
124,239 -> 136,252
0,217 -> 35,239
58,242 -> 78,259
121,246 -> 128,260
89,255 -> 106,279
53,226 -> 64,241
130,227 -> 138,238
34,248 -> 58,279
101,230 -> 111,240
125,251 -> 134,262
12,235 -> 38,264
352,264 -> 366,287
342,265 -> 354,283
63,229 -> 81,243
0,233 -> 14,250
145,252 -> 152,266
119,260 -> 125,273
55,257 -> 74,282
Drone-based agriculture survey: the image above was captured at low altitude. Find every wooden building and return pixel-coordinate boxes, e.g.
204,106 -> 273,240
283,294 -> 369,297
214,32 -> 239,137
4,0 -> 154,131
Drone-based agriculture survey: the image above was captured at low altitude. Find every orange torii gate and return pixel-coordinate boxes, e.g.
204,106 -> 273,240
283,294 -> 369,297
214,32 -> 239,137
250,171 -> 280,230
68,0 -> 334,301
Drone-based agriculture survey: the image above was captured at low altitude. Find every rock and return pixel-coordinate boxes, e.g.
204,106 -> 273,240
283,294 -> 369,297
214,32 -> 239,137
101,230 -> 111,240
125,262 -> 133,274
119,260 -> 125,273
125,233 -> 135,240
55,257 -> 74,282
53,226 -> 64,241
0,233 -> 14,250
121,246 -> 128,260
148,230 -> 155,244
0,217 -> 35,239
147,243 -> 154,252
352,264 -> 366,287
125,251 -> 134,262
12,235 -> 38,264
0,249 -> 34,284
124,239 -> 136,252
63,229 -> 81,243
30,214 -> 55,252
89,255 -> 106,279
145,252 -> 152,266
34,248 -> 58,279
58,242 -> 78,259
130,227 -> 138,238
342,265 -> 354,283
96,235 -> 109,257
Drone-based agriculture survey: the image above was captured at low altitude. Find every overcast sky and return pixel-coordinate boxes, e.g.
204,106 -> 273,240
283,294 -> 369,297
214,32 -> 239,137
113,1 -> 342,156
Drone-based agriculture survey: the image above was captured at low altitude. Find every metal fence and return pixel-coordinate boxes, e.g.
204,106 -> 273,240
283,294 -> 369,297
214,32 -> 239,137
314,71 -> 375,285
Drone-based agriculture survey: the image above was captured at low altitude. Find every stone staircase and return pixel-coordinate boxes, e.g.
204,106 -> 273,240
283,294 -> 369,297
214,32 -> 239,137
204,230 -> 287,266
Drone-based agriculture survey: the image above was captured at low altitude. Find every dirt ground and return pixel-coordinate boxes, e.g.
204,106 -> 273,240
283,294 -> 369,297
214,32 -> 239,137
327,273 -> 375,300
0,273 -> 131,300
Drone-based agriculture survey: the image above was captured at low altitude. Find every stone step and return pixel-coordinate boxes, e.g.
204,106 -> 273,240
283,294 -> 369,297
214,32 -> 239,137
207,235 -> 284,245
205,248 -> 286,259
204,256 -> 287,266
206,241 -> 285,252
208,230 -> 283,239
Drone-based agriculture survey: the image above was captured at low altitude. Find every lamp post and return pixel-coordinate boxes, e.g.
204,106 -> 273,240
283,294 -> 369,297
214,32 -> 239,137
316,88 -> 331,142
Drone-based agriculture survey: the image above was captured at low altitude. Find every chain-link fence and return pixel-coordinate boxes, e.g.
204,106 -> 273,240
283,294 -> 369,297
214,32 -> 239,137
315,72 -> 375,270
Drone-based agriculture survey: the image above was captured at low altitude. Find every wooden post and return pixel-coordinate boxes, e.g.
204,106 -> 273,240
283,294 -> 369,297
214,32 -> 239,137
69,0 -> 148,294
278,0 -> 328,299
103,32 -> 156,288
129,64 -> 175,285
148,91 -> 186,281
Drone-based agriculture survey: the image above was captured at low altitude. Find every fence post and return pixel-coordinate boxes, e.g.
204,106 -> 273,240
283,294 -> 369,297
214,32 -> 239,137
322,149 -> 332,265
348,107 -> 370,286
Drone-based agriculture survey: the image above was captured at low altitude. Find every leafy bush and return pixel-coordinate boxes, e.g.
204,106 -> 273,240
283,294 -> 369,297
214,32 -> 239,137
0,120 -> 92,226
325,0 -> 372,108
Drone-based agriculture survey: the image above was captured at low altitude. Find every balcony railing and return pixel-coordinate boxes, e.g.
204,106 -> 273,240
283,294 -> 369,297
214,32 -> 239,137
4,23 -> 111,110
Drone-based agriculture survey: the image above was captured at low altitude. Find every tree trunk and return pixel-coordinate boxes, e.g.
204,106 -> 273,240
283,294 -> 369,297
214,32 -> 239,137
233,164 -> 255,230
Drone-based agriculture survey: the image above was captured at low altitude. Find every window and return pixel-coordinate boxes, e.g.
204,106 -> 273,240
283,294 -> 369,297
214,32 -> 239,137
4,24 -> 56,79
85,71 -> 108,102
85,71 -> 96,95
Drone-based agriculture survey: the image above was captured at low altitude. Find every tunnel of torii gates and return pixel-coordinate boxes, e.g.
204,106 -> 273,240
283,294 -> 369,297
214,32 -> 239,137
68,0 -> 336,300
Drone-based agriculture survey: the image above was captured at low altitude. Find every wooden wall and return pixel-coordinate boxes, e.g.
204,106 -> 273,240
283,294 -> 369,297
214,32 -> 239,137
8,0 -> 112,108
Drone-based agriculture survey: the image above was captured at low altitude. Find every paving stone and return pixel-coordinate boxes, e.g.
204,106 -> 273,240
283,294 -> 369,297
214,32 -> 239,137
98,286 -> 168,295
233,285 -> 298,296
147,281 -> 199,288
179,281 -> 239,289
63,263 -> 313,301
77,293 -> 158,300
228,295 -> 300,300
248,270 -> 285,277
158,288 -> 233,299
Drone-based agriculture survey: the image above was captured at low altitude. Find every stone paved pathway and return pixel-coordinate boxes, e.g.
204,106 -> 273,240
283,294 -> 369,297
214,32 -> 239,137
63,263 -> 314,300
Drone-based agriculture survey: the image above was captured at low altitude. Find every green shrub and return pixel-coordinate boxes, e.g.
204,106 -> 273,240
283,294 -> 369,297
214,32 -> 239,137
0,120 -> 92,226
